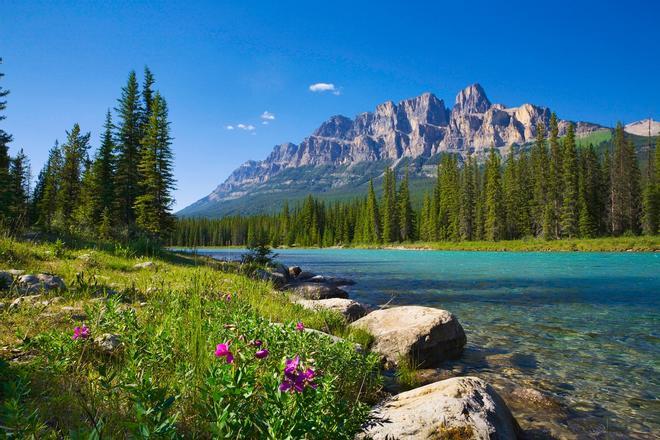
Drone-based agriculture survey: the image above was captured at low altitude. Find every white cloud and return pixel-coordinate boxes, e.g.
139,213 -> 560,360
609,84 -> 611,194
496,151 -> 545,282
309,82 -> 340,95
262,121 -> 269,125
226,125 -> 235,130
237,123 -> 256,131
261,111 -> 275,121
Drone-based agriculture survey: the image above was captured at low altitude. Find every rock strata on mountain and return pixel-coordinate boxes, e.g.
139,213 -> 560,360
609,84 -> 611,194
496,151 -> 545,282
181,84 -> 604,217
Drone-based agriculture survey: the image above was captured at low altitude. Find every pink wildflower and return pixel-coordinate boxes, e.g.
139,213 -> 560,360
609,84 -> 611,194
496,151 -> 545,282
72,325 -> 90,340
214,342 -> 234,364
255,348 -> 269,359
295,321 -> 304,332
279,356 -> 318,393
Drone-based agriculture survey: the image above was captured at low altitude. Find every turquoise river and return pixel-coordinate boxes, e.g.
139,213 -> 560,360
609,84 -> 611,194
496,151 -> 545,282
192,248 -> 659,438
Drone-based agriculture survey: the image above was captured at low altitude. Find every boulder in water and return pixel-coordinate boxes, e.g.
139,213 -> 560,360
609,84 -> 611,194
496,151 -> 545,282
359,376 -> 521,440
294,297 -> 367,322
350,305 -> 466,368
287,282 -> 348,300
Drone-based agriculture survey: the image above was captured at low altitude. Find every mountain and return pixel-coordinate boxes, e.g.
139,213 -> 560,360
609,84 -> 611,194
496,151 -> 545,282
180,84 -> 607,217
624,118 -> 660,137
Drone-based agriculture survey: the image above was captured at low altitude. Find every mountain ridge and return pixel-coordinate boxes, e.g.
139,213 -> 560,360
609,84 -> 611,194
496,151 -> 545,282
179,84 -> 647,218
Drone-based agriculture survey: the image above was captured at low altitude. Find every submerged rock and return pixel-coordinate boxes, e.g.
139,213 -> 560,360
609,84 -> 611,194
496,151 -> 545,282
350,305 -> 466,368
359,376 -> 521,440
296,271 -> 316,281
287,282 -> 348,300
294,297 -> 367,322
307,275 -> 356,286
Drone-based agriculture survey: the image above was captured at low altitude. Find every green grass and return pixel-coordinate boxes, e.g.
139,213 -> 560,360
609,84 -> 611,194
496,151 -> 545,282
376,236 -> 660,252
0,237 -> 382,438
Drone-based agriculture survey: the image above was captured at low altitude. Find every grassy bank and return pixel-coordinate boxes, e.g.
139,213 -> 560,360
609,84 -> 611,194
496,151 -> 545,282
384,236 -> 660,252
0,237 -> 381,438
182,236 -> 660,253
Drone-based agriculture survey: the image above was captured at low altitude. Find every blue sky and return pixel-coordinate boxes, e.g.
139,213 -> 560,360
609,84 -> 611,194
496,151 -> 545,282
1,0 -> 659,210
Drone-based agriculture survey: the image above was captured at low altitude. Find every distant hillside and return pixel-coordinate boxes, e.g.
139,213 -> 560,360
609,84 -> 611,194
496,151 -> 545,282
179,84 -> 655,218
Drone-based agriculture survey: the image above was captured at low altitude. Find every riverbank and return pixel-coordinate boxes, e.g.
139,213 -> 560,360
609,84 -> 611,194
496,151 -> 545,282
175,235 -> 660,253
0,237 -> 380,438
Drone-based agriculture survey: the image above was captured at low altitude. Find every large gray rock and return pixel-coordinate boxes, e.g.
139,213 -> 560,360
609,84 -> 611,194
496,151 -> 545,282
294,297 -> 366,322
359,376 -> 521,440
350,305 -> 466,368
17,273 -> 66,293
287,282 -> 348,300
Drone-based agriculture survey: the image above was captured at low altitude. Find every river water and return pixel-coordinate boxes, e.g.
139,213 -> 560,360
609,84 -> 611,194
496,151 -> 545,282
192,248 -> 659,438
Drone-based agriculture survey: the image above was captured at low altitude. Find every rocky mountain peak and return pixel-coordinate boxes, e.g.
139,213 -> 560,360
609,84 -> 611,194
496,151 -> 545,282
454,83 -> 491,114
179,84 -> 607,217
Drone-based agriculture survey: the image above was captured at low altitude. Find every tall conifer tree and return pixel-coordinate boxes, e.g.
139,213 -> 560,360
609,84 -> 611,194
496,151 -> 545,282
484,148 -> 505,241
560,124 -> 579,237
114,71 -> 142,230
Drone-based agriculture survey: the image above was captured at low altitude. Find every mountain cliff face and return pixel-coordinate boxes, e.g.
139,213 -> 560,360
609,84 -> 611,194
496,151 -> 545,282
180,84 -> 604,217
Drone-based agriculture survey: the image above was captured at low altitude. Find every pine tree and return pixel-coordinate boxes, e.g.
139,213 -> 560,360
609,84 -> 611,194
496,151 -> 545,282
610,123 -> 642,235
89,111 -> 117,233
141,66 -> 155,130
135,94 -> 175,239
365,179 -> 380,243
437,155 -> 460,240
642,136 -> 659,235
0,58 -> 13,227
547,113 -> 562,239
114,71 -> 143,230
484,148 -> 505,241
420,192 -> 432,241
458,155 -> 476,240
57,124 -> 91,231
531,122 -> 549,237
560,123 -> 579,237
8,149 -> 30,231
578,145 -> 602,238
34,142 -> 62,230
381,167 -> 398,242
502,149 -> 519,239
398,168 -> 414,241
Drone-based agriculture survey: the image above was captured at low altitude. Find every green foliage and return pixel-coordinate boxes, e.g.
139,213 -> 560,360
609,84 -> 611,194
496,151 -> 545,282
0,238 -> 382,438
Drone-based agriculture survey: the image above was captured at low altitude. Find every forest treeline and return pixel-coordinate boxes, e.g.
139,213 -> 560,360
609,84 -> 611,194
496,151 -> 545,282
171,116 -> 660,247
0,59 -> 175,241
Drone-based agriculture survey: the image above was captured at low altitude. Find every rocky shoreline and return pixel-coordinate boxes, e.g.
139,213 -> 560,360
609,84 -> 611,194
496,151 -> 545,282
256,263 -> 529,439
256,262 -> 622,440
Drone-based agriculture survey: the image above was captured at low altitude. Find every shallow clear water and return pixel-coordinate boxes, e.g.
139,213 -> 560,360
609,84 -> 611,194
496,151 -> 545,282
195,248 -> 660,437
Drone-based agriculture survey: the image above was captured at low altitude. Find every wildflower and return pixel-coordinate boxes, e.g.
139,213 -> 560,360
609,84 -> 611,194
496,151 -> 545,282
295,321 -> 305,332
224,293 -> 232,302
251,339 -> 263,347
279,356 -> 318,393
255,348 -> 269,359
72,325 -> 90,340
214,342 -> 234,364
